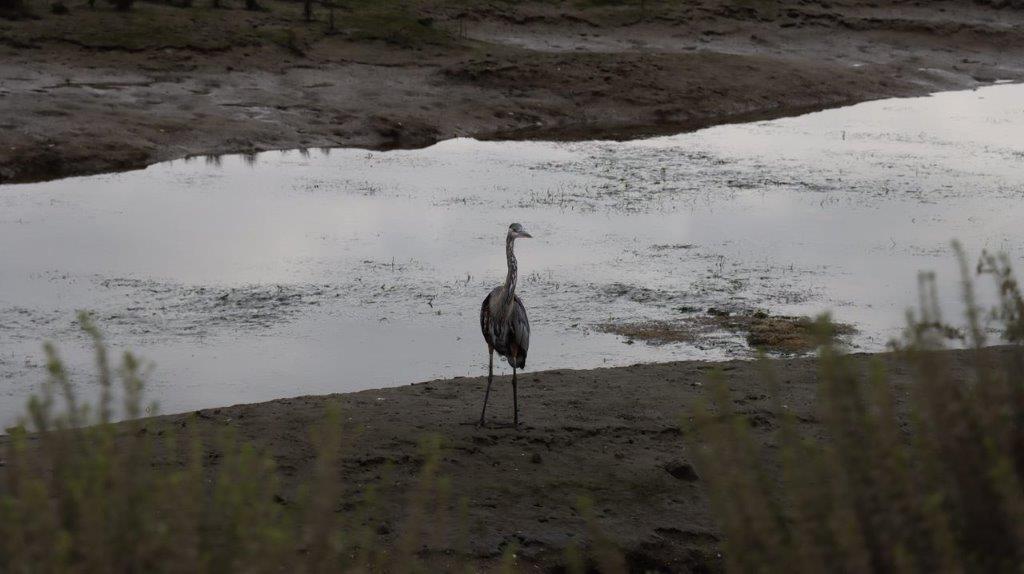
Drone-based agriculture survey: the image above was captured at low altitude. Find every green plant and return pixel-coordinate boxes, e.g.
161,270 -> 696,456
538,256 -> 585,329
340,0 -> 455,48
0,312 -> 456,573
692,244 -> 1024,572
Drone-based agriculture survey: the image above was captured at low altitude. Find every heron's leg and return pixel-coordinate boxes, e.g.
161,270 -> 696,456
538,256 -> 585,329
512,367 -> 519,428
479,349 -> 493,426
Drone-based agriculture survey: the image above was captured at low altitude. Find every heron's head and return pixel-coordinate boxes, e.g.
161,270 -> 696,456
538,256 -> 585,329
508,223 -> 532,239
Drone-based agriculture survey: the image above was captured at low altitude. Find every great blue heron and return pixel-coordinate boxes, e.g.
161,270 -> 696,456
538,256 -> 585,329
479,223 -> 532,427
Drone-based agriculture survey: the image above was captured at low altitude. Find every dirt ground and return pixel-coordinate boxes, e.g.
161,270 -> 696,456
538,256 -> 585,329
25,346 -> 982,572
2,0 -> 1024,183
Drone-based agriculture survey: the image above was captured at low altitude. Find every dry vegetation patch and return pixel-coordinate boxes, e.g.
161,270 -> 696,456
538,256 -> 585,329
597,319 -> 698,346
600,309 -> 856,354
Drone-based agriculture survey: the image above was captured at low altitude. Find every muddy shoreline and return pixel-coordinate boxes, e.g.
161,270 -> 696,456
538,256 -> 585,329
2,346 -> 1002,571
3,0 -> 1024,184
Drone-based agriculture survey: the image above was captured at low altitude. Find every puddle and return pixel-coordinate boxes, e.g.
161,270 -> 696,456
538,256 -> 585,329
1,84 -> 1023,425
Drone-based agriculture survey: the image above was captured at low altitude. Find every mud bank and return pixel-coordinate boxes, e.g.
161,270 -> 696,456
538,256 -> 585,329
2,0 -> 1024,183
2,346 -> 998,572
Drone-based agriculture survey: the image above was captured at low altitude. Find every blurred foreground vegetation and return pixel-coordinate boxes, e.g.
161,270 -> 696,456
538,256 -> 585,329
2,245 -> 1023,573
694,245 -> 1024,573
0,313 -> 466,572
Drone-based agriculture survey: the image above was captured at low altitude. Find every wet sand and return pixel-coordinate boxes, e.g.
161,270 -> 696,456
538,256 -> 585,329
2,0 -> 1024,183
16,346 -> 988,572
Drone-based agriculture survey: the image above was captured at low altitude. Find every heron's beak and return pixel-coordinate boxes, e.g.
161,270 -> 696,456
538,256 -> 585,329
519,231 -> 532,238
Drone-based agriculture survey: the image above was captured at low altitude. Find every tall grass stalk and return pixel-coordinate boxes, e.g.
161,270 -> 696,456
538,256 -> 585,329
693,245 -> 1024,572
0,312 -> 455,573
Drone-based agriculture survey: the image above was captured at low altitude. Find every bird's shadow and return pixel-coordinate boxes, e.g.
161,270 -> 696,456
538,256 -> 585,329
459,421 -> 521,430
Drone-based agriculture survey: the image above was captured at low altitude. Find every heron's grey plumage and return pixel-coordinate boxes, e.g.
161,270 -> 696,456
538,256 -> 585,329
481,289 -> 529,368
479,223 -> 532,427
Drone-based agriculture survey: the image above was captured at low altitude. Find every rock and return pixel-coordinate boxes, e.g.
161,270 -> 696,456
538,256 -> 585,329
663,461 -> 700,482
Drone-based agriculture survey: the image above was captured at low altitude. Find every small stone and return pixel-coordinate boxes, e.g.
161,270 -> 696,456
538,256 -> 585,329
663,460 -> 700,482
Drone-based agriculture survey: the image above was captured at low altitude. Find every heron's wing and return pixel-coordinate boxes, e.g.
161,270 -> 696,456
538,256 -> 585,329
512,295 -> 530,362
480,291 -> 494,349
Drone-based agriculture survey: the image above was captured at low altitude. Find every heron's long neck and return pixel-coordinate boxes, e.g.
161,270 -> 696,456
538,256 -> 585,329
503,234 -> 517,306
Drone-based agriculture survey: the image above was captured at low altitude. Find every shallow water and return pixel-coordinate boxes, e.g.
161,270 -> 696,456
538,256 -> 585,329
2,84 -> 1023,425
